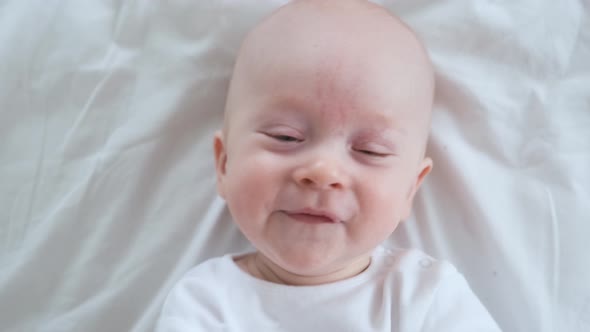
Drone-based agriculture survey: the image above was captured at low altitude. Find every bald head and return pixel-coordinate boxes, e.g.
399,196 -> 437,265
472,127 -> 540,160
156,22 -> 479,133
224,0 -> 434,151
213,1 -> 436,283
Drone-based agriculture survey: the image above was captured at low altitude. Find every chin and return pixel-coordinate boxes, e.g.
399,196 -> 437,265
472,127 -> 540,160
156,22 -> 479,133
273,246 -> 340,276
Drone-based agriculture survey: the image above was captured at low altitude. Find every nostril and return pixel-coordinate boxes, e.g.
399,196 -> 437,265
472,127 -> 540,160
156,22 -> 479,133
330,182 -> 342,189
301,178 -> 313,186
299,177 -> 343,190
293,162 -> 347,190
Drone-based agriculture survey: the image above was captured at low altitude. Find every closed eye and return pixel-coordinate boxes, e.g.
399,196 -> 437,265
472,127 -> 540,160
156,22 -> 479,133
267,134 -> 303,143
356,149 -> 391,157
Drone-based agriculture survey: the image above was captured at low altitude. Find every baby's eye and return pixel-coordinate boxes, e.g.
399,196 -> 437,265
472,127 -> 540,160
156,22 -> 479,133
355,149 -> 391,157
267,134 -> 303,143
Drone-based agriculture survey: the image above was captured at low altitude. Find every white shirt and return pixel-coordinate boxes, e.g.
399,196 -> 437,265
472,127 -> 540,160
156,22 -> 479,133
157,247 -> 501,331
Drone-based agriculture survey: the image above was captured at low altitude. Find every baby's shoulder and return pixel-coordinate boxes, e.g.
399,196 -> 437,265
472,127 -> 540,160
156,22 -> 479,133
373,246 -> 461,290
182,254 -> 234,280
164,254 -> 240,300
159,254 -> 245,315
373,247 -> 501,331
376,246 -> 456,273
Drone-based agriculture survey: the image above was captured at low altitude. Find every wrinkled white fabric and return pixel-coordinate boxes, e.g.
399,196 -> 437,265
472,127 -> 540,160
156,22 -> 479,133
0,1 -> 588,331
156,247 -> 501,332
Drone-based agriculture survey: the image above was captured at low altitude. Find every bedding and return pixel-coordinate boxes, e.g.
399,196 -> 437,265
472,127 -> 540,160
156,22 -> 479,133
1,1 -> 588,331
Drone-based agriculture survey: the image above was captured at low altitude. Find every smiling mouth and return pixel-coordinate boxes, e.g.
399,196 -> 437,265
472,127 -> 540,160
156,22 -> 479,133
283,211 -> 339,224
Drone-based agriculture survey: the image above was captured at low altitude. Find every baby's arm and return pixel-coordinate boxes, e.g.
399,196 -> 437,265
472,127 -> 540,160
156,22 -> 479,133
155,277 -> 225,332
420,271 -> 502,331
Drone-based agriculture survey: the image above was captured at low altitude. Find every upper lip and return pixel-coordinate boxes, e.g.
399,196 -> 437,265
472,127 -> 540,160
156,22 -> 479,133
284,208 -> 342,223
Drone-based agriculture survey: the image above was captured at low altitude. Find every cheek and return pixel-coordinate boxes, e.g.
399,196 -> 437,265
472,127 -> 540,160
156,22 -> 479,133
348,187 -> 403,251
223,150 -> 282,227
358,171 -> 410,224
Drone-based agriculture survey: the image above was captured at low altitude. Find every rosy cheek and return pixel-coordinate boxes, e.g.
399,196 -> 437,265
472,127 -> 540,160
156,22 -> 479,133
225,151 -> 280,219
361,174 -> 406,215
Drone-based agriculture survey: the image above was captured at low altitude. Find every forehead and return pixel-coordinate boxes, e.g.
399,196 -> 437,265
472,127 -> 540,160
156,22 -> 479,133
225,2 -> 434,134
238,46 -> 428,129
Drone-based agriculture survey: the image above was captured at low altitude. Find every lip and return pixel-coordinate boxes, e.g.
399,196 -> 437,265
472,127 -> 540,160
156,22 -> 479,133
283,208 -> 341,224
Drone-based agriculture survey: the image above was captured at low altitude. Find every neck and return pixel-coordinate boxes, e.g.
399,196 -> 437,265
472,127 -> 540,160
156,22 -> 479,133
246,252 -> 371,286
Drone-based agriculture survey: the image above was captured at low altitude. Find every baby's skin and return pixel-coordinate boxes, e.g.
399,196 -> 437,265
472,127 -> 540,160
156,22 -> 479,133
214,0 -> 434,286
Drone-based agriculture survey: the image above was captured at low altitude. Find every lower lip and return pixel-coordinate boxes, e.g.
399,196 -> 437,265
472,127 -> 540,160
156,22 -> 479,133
285,213 -> 336,224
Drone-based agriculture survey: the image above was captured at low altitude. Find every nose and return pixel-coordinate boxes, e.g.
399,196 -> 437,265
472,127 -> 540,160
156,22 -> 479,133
292,158 -> 349,190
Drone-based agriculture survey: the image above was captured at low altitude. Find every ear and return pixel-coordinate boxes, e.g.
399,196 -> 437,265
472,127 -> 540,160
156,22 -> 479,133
400,157 -> 433,220
213,131 -> 228,198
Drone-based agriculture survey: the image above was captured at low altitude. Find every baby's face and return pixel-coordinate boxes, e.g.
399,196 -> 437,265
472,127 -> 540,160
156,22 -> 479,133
214,0 -> 433,282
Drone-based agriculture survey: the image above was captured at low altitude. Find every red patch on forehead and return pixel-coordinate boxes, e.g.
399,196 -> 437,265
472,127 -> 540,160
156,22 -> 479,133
313,57 -> 359,127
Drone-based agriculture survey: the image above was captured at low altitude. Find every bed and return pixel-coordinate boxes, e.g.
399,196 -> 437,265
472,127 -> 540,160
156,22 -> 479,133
1,1 -> 589,331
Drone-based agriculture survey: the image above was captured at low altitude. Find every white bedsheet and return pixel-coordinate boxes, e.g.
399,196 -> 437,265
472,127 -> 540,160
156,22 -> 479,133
1,1 -> 588,331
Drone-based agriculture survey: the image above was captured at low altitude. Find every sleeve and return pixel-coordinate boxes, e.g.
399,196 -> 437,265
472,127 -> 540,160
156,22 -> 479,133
419,270 -> 502,332
155,278 -> 227,332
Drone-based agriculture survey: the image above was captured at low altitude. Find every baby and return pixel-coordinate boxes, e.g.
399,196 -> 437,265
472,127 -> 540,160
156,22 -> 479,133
157,0 -> 501,331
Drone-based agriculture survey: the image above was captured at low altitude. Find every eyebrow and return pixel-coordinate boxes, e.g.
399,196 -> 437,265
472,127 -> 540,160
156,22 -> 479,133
259,94 -> 409,137
264,94 -> 310,111
354,112 -> 408,138
356,127 -> 406,145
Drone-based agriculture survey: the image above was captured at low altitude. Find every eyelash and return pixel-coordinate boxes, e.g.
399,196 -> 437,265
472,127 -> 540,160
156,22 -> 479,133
265,133 -> 392,157
268,134 -> 303,143
355,149 -> 391,157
